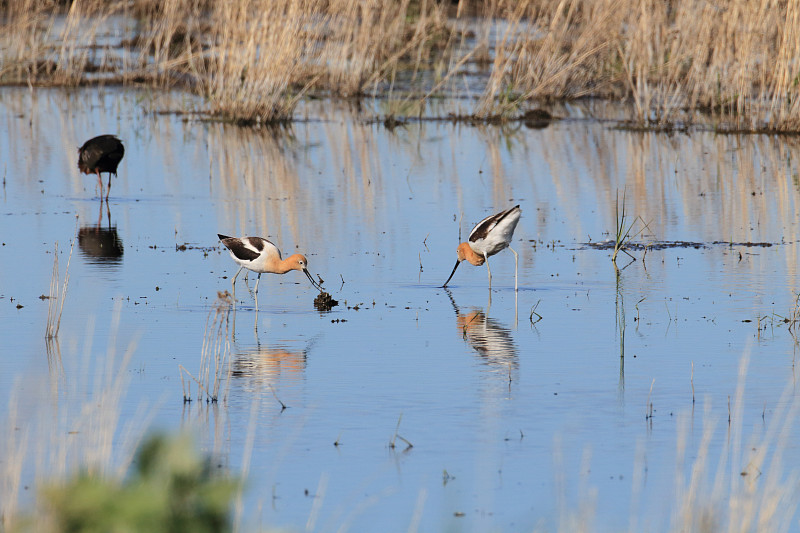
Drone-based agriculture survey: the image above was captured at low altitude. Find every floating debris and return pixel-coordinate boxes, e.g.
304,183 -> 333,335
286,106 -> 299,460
583,240 -> 706,250
583,240 -> 781,251
521,108 -> 554,129
314,291 -> 338,312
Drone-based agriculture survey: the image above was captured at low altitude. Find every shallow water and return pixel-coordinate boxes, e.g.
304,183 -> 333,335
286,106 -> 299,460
1,87 -> 799,532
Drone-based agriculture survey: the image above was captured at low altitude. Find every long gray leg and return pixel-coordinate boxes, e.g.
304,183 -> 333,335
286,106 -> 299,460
231,266 -> 244,299
484,252 -> 492,288
509,246 -> 519,291
254,273 -> 261,295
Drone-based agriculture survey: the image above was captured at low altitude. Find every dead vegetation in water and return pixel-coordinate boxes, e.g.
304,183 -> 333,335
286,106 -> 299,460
0,0 -> 453,123
585,240 -> 786,251
313,291 -> 338,312
3,0 -> 800,130
0,304 -> 147,531
45,239 -> 74,339
179,291 -> 233,403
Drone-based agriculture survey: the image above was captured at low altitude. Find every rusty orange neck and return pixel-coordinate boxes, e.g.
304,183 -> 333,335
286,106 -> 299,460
457,242 -> 484,266
278,253 -> 308,274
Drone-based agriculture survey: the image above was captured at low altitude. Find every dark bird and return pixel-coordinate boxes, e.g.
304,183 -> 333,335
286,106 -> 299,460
442,205 -> 521,290
78,135 -> 124,200
218,234 -> 322,298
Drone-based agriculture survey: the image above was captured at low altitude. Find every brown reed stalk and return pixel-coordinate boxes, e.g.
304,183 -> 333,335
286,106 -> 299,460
45,238 -> 74,339
6,0 -> 800,129
180,292 -> 233,403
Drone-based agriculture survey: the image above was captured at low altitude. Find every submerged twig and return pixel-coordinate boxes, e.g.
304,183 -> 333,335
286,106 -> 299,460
529,299 -> 543,325
389,413 -> 413,450
269,384 -> 287,411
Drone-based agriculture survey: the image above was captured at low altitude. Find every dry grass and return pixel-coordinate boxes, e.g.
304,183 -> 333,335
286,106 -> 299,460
552,351 -> 800,533
3,0 -> 800,128
477,0 -> 800,130
0,0 -> 453,123
45,239 -> 74,339
0,303 -> 147,531
180,291 -> 233,403
667,354 -> 800,533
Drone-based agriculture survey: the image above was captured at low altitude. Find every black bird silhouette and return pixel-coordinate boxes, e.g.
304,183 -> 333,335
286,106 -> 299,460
78,135 -> 124,200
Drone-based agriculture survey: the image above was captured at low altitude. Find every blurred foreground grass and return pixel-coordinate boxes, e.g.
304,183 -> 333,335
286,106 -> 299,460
25,433 -> 239,533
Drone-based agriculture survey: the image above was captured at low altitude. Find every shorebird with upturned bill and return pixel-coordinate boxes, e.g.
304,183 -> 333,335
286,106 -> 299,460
218,234 -> 322,298
78,135 -> 124,200
442,205 -> 521,290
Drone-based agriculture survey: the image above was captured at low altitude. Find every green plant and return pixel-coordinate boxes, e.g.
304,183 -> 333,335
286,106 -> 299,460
612,188 -> 647,265
40,433 -> 239,533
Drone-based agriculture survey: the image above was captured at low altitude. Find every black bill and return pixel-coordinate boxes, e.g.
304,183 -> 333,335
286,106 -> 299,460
304,269 -> 323,291
441,259 -> 461,288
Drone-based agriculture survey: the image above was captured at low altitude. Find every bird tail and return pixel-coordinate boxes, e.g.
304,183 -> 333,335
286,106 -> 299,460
217,234 -> 231,241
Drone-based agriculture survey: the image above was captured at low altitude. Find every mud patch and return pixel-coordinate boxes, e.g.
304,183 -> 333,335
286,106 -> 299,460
314,291 -> 338,312
582,240 -> 780,251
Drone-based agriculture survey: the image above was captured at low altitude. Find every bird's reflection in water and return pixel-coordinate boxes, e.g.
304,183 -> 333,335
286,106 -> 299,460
231,343 -> 307,387
445,289 -> 519,372
78,201 -> 123,265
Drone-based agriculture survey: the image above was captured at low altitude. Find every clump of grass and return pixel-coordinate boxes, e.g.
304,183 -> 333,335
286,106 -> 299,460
0,0 -> 127,86
1,304 -> 146,530
474,0 -> 800,131
612,188 -> 647,265
45,239 -> 74,339
474,0 -> 619,119
180,291 -> 233,403
6,0 -> 800,130
2,0 -> 454,122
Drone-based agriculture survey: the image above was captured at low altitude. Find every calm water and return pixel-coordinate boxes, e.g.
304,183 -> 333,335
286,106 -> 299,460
1,87 -> 799,532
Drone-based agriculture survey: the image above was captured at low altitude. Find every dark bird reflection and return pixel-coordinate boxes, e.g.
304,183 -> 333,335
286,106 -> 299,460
445,289 -> 518,371
78,201 -> 123,265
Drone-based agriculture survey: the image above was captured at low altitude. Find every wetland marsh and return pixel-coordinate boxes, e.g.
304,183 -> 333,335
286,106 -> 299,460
3,3 -> 800,531
1,86 -> 799,531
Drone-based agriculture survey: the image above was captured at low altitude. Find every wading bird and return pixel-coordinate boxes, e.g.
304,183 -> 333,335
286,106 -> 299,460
78,134 -> 125,200
442,205 -> 521,290
218,234 -> 322,297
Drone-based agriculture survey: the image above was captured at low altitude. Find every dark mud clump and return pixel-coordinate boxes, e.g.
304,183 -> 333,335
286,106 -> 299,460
582,240 -> 707,250
583,240 -> 780,251
521,109 -> 554,129
314,292 -> 338,312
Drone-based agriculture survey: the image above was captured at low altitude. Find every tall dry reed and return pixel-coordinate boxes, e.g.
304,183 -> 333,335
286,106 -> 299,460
4,0 -> 800,129
45,239 -> 74,339
0,303 -> 147,530
180,291 -> 233,403
477,0 -> 800,130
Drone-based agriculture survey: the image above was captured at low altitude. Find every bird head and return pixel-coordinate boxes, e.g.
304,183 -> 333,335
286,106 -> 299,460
286,254 -> 322,291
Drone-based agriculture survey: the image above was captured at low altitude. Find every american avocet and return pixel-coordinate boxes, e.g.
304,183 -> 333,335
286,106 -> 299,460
218,234 -> 322,297
442,205 -> 521,290
78,135 -> 124,200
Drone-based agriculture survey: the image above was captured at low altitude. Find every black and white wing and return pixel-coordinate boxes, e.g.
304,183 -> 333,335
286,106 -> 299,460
468,205 -> 521,243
